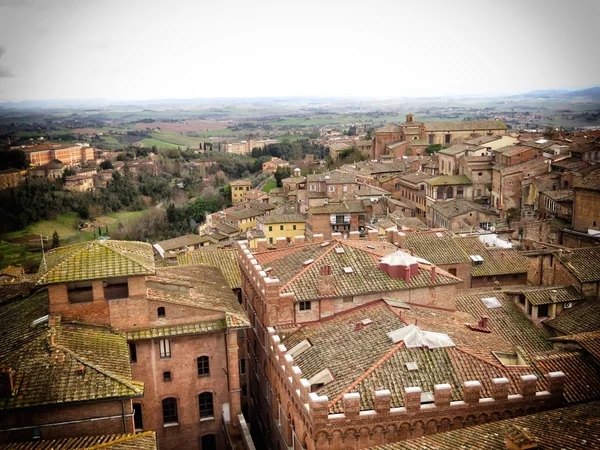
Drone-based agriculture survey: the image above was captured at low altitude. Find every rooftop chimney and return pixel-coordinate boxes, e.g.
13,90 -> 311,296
479,315 -> 489,330
317,265 -> 335,297
549,290 -> 558,303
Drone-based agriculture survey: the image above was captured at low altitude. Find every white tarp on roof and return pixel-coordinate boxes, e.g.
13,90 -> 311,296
387,325 -> 456,349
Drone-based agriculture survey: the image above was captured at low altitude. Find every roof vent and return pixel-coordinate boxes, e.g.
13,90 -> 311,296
76,365 -> 86,376
31,315 -> 50,328
320,241 -> 330,247
361,318 -> 373,326
343,267 -> 353,274
406,361 -> 419,371
436,232 -> 444,237
303,259 -> 314,266
367,245 -> 375,249
335,247 -> 345,254
470,255 -> 484,265
482,297 -> 502,308
263,267 -> 272,273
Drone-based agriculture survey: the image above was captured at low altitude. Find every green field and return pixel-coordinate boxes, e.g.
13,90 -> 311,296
138,138 -> 182,149
2,212 -> 81,240
0,241 -> 41,270
262,179 -> 277,193
149,132 -> 205,148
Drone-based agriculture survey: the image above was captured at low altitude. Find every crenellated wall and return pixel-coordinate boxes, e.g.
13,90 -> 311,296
265,327 -> 566,450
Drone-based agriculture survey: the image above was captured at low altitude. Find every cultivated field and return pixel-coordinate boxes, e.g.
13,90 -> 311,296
134,119 -> 230,133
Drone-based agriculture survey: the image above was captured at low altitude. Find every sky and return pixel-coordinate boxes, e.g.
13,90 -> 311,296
0,0 -> 599,102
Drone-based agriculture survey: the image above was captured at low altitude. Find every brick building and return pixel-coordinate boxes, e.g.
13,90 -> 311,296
372,115 -> 507,160
306,201 -> 368,239
429,199 -> 500,233
0,291 -> 143,444
19,144 -> 94,167
0,432 -> 158,449
34,240 -> 250,450
572,168 -> 600,236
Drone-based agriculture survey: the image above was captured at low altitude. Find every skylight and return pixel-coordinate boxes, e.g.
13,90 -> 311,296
343,267 -> 353,274
436,232 -> 444,237
406,361 -> 419,371
303,259 -> 314,266
335,247 -> 345,254
320,241 -> 330,247
482,297 -> 502,308
31,314 -> 49,328
286,339 -> 312,358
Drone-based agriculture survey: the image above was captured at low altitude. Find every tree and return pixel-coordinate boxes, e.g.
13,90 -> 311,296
425,144 -> 444,155
365,128 -> 374,141
274,166 -> 291,188
52,230 -> 60,248
346,125 -> 357,136
100,160 -> 114,170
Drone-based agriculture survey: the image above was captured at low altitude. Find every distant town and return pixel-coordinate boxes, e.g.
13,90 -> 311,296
1,95 -> 599,450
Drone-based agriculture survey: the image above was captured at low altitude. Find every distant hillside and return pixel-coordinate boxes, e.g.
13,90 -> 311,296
518,86 -> 600,99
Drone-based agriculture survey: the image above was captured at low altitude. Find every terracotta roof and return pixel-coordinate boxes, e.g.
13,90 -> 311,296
438,144 -> 477,156
155,234 -> 209,252
0,432 -> 157,449
397,171 -> 431,184
426,175 -> 472,186
262,212 -> 306,224
230,179 -> 251,186
557,247 -> 600,283
281,300 -> 549,415
455,288 -> 552,355
37,240 -> 155,285
372,401 -> 600,449
307,170 -> 356,184
551,331 -> 600,362
542,189 -> 574,202
465,135 -> 501,146
385,140 -> 408,149
404,231 -> 471,265
228,208 -> 265,220
391,215 -> 429,231
0,265 -> 23,279
146,266 -> 247,325
574,168 -> 600,191
125,319 -> 228,341
0,292 -> 143,411
376,124 -> 402,133
424,120 -> 507,132
254,240 -> 460,303
308,200 -> 366,215
503,285 -> 584,306
431,199 -> 496,219
545,298 -> 600,335
453,237 -> 529,277
178,248 -> 241,289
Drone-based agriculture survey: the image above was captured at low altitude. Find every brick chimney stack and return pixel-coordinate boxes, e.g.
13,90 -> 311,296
317,265 -> 335,297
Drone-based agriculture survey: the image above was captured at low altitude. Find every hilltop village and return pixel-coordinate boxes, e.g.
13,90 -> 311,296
1,114 -> 600,450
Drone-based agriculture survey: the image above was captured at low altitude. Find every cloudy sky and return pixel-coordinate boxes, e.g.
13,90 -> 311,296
0,0 -> 598,101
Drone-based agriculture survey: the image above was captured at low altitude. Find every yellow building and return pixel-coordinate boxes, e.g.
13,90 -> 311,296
226,208 -> 266,233
0,169 -> 27,190
230,179 -> 252,204
260,211 -> 306,245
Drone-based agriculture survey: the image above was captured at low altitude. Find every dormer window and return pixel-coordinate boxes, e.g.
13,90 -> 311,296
158,307 -> 166,318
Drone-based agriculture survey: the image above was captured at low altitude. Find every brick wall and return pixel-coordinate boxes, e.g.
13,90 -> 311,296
0,400 -> 134,444
573,188 -> 600,233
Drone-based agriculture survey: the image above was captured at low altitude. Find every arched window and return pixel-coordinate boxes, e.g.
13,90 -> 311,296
197,356 -> 210,376
201,434 -> 217,450
447,187 -> 454,199
157,307 -> 166,318
162,398 -> 178,424
199,392 -> 214,419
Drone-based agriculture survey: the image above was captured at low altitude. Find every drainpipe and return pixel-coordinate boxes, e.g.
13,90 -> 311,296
121,400 -> 127,433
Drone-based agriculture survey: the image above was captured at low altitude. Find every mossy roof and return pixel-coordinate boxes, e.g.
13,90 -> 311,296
177,248 -> 241,289
0,291 -> 143,411
0,432 -> 157,449
37,240 -> 155,285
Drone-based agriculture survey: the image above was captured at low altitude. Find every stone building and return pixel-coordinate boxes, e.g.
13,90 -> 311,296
19,143 -> 94,167
306,201 -> 368,239
429,199 -> 499,233
371,115 -> 507,160
34,240 -> 250,450
424,175 -> 474,221
0,169 -> 27,190
230,180 -> 252,204
63,173 -> 94,192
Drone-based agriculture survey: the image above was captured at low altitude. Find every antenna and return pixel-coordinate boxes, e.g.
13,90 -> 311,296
40,234 -> 47,273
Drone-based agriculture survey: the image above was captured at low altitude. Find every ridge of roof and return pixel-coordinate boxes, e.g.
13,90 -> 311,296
89,431 -> 156,449
327,340 -> 405,409
280,242 -> 340,292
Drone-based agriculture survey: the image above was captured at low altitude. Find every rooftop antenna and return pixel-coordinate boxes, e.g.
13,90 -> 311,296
39,234 -> 47,273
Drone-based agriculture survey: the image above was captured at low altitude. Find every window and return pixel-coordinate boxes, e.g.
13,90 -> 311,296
67,281 -> 93,304
240,358 -> 246,375
428,135 -> 434,145
269,237 -> 273,244
447,187 -> 454,199
293,224 -> 297,230
328,186 -> 335,192
343,296 -> 353,303
457,188 -> 463,199
104,277 -> 129,300
162,398 -> 178,424
310,184 -> 316,191
199,392 -> 214,419
280,225 -> 284,231
163,371 -> 172,382
268,226 -> 272,232
159,339 -> 171,359
299,301 -> 311,311
445,134 -> 451,145
420,184 -> 424,191
129,342 -> 137,363
201,434 -> 217,450
197,356 -> 210,376
448,268 -> 457,276
358,215 -> 365,221
157,307 -> 166,318
537,304 -> 549,317
133,404 -> 143,431
394,183 -> 401,190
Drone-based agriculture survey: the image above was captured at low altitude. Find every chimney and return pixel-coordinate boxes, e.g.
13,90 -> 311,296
549,290 -> 558,303
313,233 -> 324,244
349,231 -> 360,240
386,227 -> 395,243
317,265 -> 335,297
0,368 -> 14,398
275,237 -> 287,249
367,229 -> 378,241
294,235 -> 306,246
397,232 -> 406,248
331,232 -> 343,240
404,266 -> 411,285
256,238 -> 268,252
479,315 -> 489,329
430,265 -> 436,283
